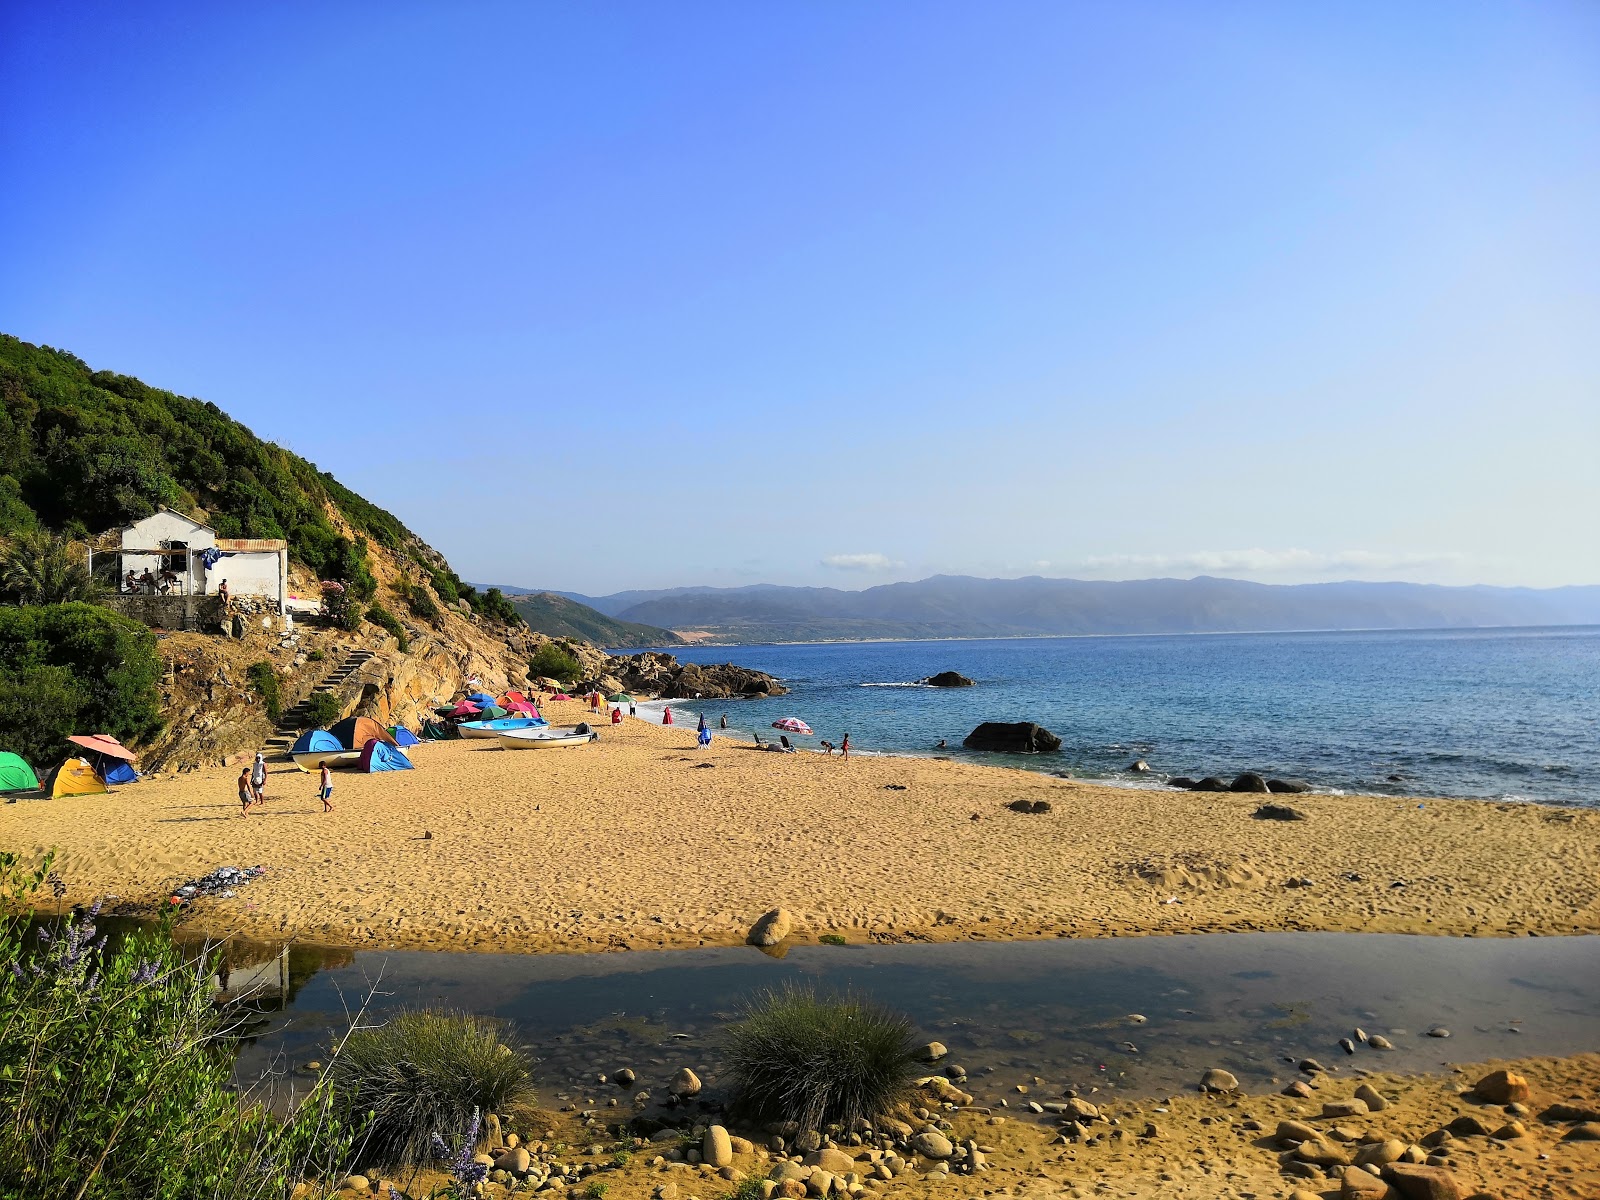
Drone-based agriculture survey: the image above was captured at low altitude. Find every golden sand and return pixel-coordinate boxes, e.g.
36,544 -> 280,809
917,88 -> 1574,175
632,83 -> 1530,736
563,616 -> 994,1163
5,698 -> 1597,952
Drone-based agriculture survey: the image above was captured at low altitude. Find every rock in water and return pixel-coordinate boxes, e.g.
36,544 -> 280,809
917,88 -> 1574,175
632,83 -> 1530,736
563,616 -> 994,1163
1199,1068 -> 1240,1093
747,908 -> 794,946
1191,776 -> 1231,792
1267,778 -> 1313,793
916,1041 -> 948,1062
921,672 -> 975,687
614,1067 -> 637,1087
1472,1068 -> 1530,1104
1128,759 -> 1150,772
1168,776 -> 1198,789
703,1126 -> 734,1168
670,1067 -> 702,1097
962,722 -> 1062,753
1229,772 -> 1271,792
1368,1034 -> 1395,1050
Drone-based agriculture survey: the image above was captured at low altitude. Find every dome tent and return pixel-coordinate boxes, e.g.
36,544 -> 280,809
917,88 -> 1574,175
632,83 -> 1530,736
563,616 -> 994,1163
328,716 -> 396,751
0,752 -> 39,793
45,758 -> 108,798
291,729 -> 344,756
358,738 -> 413,772
389,727 -> 421,748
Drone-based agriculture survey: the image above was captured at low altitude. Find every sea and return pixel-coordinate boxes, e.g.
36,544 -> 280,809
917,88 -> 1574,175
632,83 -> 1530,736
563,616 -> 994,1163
627,626 -> 1600,807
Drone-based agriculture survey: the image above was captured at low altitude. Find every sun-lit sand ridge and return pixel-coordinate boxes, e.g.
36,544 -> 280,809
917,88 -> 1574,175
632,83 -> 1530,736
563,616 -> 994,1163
5,698 -> 1597,952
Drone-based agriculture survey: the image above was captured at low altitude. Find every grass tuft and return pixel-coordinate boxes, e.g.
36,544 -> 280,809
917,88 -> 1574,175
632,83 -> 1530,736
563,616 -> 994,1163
724,985 -> 921,1131
330,1009 -> 534,1167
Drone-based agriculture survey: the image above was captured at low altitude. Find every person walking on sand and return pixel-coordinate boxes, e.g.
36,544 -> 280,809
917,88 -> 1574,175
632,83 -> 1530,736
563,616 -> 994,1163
250,752 -> 267,805
318,762 -> 334,812
662,706 -> 674,726
238,768 -> 254,816
840,732 -> 851,760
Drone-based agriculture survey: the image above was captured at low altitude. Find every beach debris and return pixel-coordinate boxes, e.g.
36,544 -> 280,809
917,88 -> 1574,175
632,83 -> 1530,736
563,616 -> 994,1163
170,864 -> 265,902
747,907 -> 794,946
1253,803 -> 1307,821
1473,1069 -> 1529,1104
883,782 -> 907,790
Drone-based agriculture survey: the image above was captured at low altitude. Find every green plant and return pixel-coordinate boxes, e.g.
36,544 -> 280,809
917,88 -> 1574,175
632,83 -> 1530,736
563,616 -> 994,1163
585,1182 -> 609,1199
818,934 -> 848,947
303,690 -> 345,729
338,600 -> 364,633
609,1149 -> 632,1169
0,852 -> 356,1198
328,1009 -> 534,1168
397,578 -> 440,622
480,587 -> 522,626
0,530 -> 103,605
0,603 -> 163,765
721,1177 -> 770,1200
245,660 -> 282,722
365,603 -> 410,652
529,642 -> 581,684
724,986 -> 920,1131
306,648 -> 325,663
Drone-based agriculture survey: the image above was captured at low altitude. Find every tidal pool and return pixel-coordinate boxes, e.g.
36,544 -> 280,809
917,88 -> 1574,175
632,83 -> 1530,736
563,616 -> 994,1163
212,931 -> 1600,1108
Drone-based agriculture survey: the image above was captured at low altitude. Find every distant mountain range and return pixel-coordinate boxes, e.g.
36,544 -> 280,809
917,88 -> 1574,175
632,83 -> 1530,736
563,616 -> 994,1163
481,575 -> 1600,644
503,591 -> 682,649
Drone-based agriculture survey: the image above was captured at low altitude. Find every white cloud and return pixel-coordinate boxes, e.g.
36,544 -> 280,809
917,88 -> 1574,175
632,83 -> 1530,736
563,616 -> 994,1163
821,552 -> 902,571
1068,548 -> 1470,576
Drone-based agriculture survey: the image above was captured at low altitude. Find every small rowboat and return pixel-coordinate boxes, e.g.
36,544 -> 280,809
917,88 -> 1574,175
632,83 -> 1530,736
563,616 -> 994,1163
290,748 -> 363,772
497,725 -> 599,750
458,716 -> 548,739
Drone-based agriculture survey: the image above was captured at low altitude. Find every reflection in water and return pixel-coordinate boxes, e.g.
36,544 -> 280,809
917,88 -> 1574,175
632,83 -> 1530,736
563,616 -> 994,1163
214,932 -> 1600,1112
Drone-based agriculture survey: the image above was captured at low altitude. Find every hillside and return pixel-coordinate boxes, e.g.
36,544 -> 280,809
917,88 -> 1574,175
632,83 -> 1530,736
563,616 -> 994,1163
508,591 -> 681,648
556,575 -> 1600,642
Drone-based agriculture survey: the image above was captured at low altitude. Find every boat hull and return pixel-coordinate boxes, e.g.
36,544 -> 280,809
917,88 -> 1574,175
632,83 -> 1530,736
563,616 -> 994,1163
290,749 -> 363,772
459,717 -> 548,739
496,727 -> 598,750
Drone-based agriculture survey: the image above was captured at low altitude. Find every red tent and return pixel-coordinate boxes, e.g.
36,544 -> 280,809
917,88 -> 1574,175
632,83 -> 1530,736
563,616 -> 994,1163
67,735 -> 137,761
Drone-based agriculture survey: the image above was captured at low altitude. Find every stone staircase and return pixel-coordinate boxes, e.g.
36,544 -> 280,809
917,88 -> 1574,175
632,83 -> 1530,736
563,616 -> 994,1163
264,647 -> 376,753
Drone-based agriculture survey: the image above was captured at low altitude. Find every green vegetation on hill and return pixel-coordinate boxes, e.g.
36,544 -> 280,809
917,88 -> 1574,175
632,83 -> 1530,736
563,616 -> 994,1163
0,334 -> 513,623
510,591 -> 681,648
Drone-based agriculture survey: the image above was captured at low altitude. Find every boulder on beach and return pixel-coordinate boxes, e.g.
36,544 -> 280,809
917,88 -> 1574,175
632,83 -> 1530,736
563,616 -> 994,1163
747,907 -> 794,946
1473,1069 -> 1530,1104
1229,772 -> 1271,793
962,722 -> 1062,753
1253,803 -> 1307,821
921,671 -> 975,687
1267,778 -> 1313,793
1191,776 -> 1231,792
1168,777 -> 1198,790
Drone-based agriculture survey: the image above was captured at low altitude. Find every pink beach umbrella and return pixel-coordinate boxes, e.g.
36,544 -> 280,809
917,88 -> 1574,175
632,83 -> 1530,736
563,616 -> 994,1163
446,701 -> 483,718
771,718 -> 813,735
504,699 -> 539,716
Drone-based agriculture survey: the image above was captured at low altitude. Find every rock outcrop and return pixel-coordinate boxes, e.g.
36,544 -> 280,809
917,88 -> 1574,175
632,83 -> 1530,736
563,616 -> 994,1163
962,722 -> 1062,753
608,651 -> 786,699
920,671 -> 975,687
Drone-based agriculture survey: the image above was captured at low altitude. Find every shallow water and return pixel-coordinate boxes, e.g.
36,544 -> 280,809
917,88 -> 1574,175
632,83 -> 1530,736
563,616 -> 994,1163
221,932 -> 1600,1108
640,626 -> 1600,805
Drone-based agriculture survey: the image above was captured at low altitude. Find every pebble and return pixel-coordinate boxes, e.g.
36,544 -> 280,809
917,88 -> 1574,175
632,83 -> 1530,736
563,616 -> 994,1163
916,1042 -> 947,1062
1353,1083 -> 1388,1112
1426,1025 -> 1451,1038
1367,1034 -> 1395,1050
1199,1068 -> 1239,1093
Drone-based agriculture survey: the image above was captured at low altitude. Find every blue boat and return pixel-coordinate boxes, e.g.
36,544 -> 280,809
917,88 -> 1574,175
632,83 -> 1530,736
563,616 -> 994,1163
457,716 -> 549,739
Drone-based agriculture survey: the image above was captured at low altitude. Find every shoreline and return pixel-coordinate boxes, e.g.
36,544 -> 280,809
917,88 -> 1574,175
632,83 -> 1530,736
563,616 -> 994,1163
5,696 -> 1597,957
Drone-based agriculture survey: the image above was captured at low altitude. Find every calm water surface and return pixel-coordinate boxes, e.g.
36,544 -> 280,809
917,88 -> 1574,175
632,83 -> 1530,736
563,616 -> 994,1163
642,627 -> 1600,805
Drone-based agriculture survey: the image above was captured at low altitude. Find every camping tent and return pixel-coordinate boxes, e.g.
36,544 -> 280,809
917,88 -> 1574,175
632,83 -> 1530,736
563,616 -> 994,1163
46,758 -> 108,798
466,691 -> 496,707
0,752 -> 39,793
390,727 -> 421,748
102,761 -> 138,785
291,729 -> 344,756
358,738 -> 413,772
328,716 -> 396,750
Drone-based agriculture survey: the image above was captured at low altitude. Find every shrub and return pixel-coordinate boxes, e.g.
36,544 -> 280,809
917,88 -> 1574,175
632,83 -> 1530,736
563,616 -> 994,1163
0,852 -> 355,1198
397,578 -> 440,622
303,690 -> 344,729
480,587 -> 522,626
338,600 -> 363,633
365,603 -> 410,652
724,987 -> 920,1130
329,1009 -> 534,1168
530,642 -> 581,684
0,530 -> 102,605
306,648 -> 325,663
0,603 -> 162,764
246,660 -> 282,722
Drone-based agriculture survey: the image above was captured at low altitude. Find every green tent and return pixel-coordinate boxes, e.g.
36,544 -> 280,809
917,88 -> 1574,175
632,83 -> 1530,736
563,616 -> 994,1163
0,752 -> 40,793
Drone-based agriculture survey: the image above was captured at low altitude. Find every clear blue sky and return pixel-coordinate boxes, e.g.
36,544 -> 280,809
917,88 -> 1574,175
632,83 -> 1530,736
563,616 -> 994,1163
3,2 -> 1596,593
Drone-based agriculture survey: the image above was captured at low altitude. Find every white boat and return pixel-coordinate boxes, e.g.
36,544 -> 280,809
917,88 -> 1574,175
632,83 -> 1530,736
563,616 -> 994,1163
289,748 -> 363,772
458,716 -> 548,739
496,725 -> 599,750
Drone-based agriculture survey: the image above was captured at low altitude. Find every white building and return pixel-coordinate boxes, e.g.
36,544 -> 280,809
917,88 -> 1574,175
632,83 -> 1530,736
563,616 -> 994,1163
105,510 -> 288,614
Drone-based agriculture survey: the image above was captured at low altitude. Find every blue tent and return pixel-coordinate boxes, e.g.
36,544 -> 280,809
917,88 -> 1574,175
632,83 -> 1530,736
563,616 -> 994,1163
359,739 -> 414,772
291,729 -> 344,755
467,691 -> 496,707
390,727 -> 421,748
103,761 -> 138,785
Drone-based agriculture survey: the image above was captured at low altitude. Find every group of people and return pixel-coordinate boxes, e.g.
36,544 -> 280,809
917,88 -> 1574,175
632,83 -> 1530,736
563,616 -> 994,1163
237,751 -> 334,815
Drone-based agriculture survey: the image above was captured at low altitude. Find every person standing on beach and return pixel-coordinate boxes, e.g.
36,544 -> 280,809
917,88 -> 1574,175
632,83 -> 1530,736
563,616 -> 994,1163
250,752 -> 267,805
628,701 -> 636,717
238,768 -> 254,816
840,732 -> 851,760
662,706 -> 673,725
318,762 -> 334,812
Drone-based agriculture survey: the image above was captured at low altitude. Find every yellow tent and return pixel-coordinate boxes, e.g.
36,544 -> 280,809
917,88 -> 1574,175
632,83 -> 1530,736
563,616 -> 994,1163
47,757 -> 108,799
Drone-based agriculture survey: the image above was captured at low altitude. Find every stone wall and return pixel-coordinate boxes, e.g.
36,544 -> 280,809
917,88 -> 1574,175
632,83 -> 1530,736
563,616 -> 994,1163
104,594 -> 227,633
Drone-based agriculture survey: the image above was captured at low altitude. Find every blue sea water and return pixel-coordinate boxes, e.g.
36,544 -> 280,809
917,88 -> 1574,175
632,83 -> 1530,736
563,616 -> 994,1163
638,626 -> 1600,806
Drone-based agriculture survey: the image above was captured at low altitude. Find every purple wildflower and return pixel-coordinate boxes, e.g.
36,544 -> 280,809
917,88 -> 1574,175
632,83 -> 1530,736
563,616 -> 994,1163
433,1108 -> 487,1190
131,958 -> 160,986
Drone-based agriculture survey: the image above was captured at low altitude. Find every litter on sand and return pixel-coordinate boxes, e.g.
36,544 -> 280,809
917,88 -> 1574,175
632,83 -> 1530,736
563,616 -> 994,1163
170,864 -> 266,903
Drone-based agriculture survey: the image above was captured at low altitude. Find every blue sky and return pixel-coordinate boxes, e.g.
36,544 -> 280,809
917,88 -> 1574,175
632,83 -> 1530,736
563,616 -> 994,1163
3,1 -> 1596,593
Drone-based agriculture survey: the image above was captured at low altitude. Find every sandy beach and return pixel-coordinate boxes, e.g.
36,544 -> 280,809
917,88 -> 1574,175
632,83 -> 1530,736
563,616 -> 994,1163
5,698 -> 1598,953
